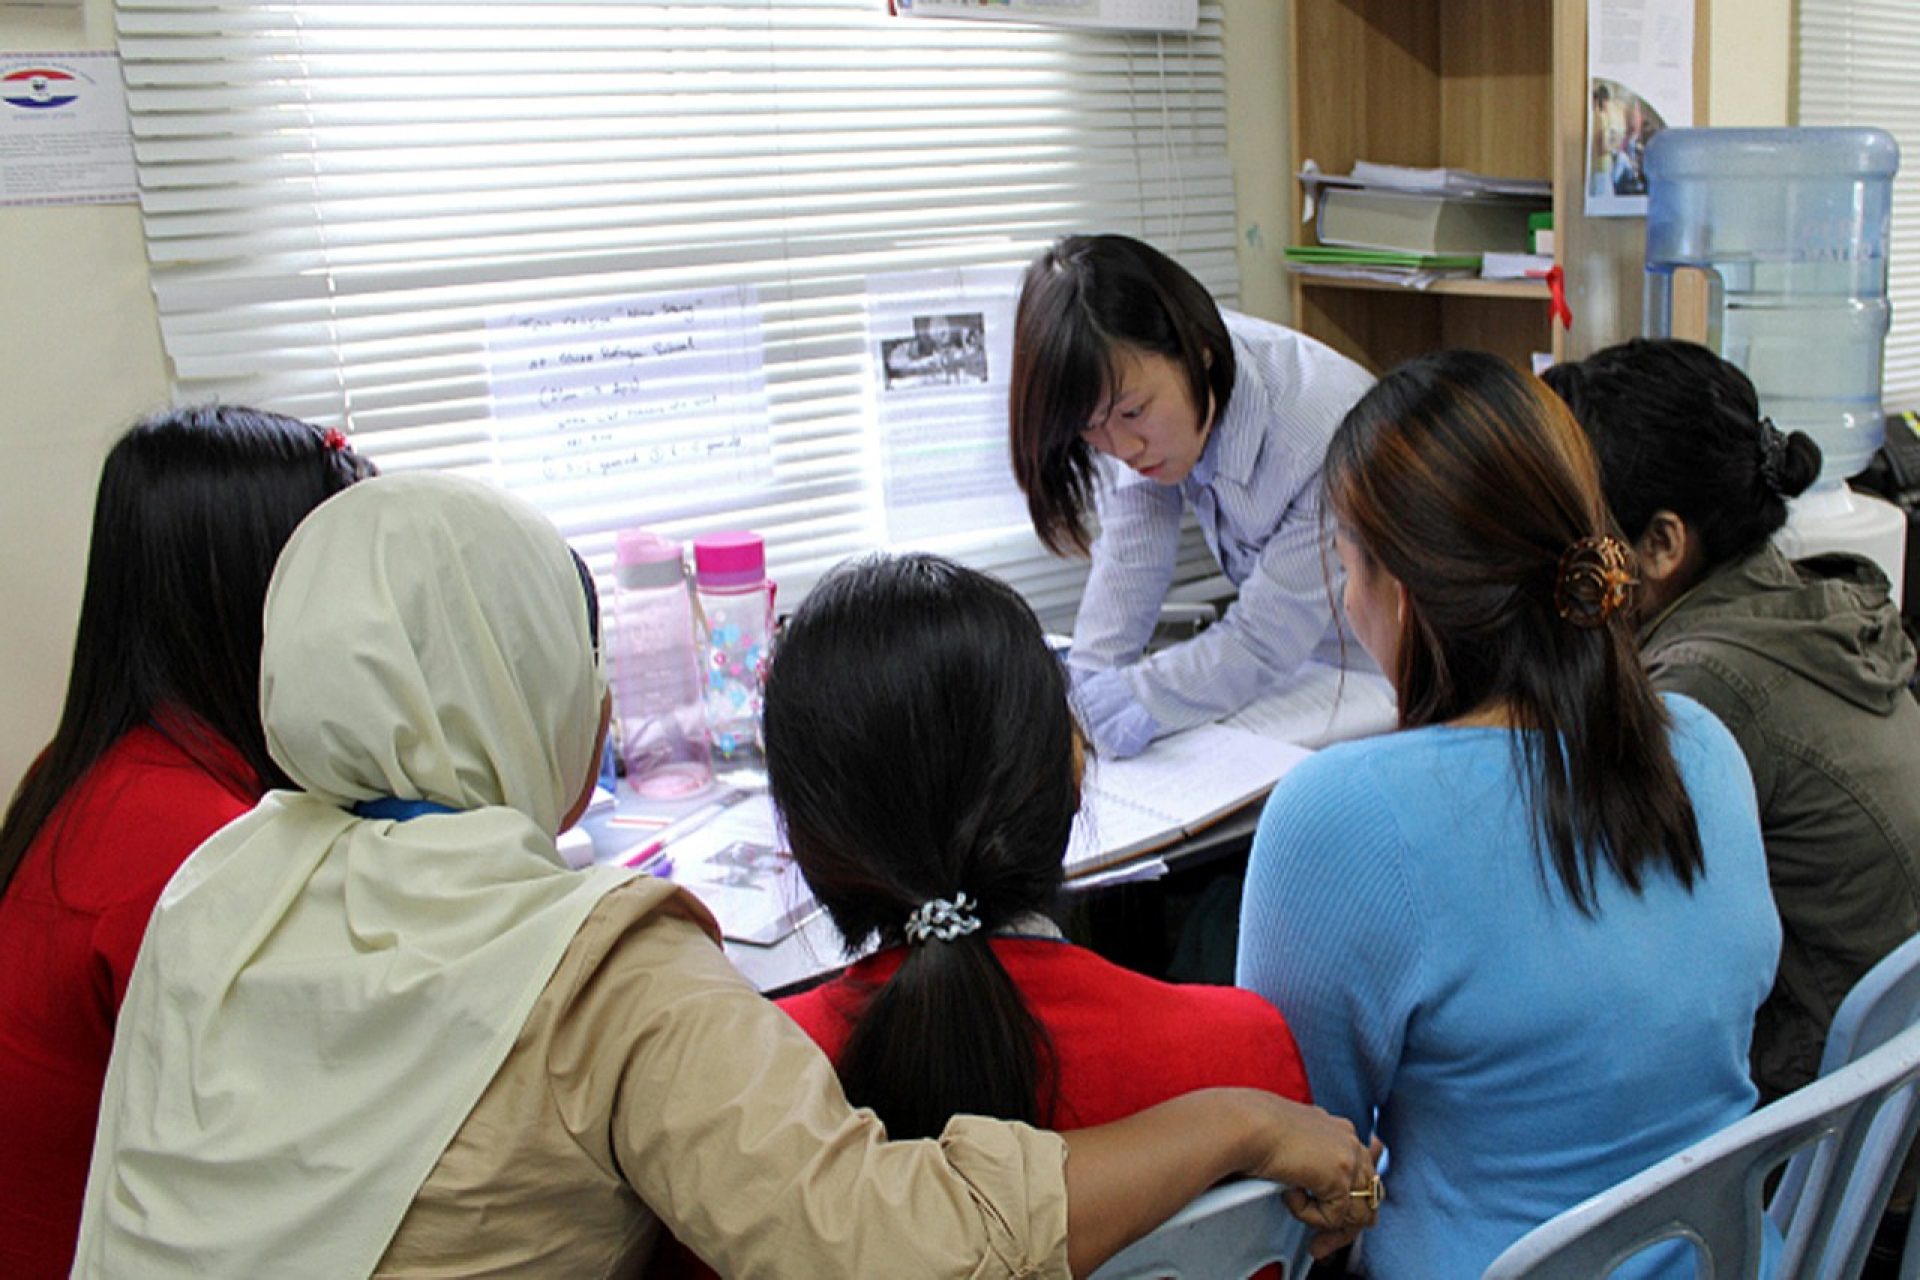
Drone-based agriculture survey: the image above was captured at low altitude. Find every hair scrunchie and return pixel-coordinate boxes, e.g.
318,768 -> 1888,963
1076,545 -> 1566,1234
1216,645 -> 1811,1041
905,892 -> 982,945
1757,418 -> 1789,495
1554,534 -> 1637,629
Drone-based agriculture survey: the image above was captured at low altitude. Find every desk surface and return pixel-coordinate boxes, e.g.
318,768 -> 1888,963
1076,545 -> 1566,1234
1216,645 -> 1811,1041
587,662 -> 1392,995
664,796 -> 1266,998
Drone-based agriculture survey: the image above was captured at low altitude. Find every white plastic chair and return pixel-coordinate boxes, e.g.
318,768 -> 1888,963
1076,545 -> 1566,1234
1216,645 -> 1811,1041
1770,929 -> 1920,1280
1089,1178 -> 1312,1279
1482,1019 -> 1920,1279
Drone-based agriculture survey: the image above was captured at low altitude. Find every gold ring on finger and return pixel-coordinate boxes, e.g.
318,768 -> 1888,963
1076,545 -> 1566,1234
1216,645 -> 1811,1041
1347,1173 -> 1384,1211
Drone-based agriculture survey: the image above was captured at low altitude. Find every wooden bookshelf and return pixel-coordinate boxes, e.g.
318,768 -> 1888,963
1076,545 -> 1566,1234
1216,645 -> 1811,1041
1286,0 -> 1711,374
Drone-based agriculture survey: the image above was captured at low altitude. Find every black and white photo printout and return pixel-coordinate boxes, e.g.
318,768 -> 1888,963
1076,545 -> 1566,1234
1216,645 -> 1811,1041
865,266 -> 1028,542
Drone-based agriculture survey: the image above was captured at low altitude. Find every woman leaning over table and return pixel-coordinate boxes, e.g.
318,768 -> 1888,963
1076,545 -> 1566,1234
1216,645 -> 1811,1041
74,472 -> 1379,1280
1236,351 -> 1781,1278
1007,234 -> 1374,759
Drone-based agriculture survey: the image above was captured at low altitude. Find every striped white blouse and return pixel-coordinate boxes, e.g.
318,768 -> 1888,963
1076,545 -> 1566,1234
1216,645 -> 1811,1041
1069,310 -> 1375,735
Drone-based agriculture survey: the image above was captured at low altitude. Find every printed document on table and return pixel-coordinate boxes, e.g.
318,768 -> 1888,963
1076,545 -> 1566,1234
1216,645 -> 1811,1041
664,793 -> 820,947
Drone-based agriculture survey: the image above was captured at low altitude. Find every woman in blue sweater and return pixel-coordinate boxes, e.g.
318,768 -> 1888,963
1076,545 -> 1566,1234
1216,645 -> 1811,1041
1236,351 -> 1781,1277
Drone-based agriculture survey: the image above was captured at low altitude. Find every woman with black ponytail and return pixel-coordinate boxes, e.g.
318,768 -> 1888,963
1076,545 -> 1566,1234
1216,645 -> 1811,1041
1545,338 -> 1920,1108
764,553 -> 1311,1138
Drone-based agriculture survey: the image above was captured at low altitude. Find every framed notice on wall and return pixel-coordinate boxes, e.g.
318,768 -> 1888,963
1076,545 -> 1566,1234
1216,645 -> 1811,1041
893,0 -> 1198,34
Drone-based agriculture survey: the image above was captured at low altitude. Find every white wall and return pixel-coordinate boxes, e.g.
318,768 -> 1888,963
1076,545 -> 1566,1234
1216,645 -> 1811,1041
0,0 -> 1795,801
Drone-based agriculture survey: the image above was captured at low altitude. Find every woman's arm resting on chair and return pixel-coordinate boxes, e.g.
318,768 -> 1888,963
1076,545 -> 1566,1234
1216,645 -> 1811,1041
1061,1088 -> 1380,1277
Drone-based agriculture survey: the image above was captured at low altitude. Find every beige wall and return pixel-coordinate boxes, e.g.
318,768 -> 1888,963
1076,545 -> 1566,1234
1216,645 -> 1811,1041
1709,0 -> 1793,126
1223,0 -> 1293,324
0,0 -> 1797,800
1,1 -> 169,795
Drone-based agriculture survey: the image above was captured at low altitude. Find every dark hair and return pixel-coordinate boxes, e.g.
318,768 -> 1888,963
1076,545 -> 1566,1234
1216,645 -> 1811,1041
763,553 -> 1075,1139
0,406 -> 375,898
1008,234 -> 1236,555
569,549 -> 601,658
1326,351 -> 1703,914
1541,338 -> 1822,569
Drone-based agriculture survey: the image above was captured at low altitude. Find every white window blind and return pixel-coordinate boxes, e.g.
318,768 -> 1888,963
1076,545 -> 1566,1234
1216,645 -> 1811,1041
115,0 -> 1237,625
1798,0 -> 1920,412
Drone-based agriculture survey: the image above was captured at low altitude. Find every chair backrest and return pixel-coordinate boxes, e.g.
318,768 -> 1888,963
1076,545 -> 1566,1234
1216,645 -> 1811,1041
1823,932 -> 1920,1074
1769,929 -> 1920,1280
1089,1179 -> 1311,1280
1482,1019 -> 1920,1280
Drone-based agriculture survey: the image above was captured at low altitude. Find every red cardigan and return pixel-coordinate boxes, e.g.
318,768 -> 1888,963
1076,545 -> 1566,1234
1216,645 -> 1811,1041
782,936 -> 1310,1127
0,723 -> 258,1280
655,935 -> 1309,1278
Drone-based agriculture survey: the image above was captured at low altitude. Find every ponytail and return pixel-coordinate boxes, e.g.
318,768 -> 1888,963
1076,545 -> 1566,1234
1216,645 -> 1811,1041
763,552 -> 1078,1135
836,929 -> 1058,1139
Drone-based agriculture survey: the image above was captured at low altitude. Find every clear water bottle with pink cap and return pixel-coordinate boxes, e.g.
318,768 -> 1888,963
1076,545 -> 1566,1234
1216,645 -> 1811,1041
610,529 -> 714,800
692,531 -> 773,788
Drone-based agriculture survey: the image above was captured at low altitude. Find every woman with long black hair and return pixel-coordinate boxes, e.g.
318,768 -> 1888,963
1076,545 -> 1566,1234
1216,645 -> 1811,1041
765,551 -> 1313,1137
0,406 -> 373,1279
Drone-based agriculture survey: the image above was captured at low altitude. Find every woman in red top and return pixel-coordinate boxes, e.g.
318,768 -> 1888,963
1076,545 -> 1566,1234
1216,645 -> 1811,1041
767,553 -> 1309,1131
0,406 -> 373,1280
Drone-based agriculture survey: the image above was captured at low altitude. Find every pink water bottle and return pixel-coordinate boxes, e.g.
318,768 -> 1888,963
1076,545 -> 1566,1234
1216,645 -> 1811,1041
692,531 -> 773,788
611,530 -> 713,800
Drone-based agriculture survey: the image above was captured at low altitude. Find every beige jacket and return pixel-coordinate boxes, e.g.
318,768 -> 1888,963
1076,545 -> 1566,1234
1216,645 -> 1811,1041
377,880 -> 1072,1279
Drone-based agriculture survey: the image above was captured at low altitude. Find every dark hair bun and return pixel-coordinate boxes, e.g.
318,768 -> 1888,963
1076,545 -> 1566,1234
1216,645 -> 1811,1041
1777,431 -> 1822,499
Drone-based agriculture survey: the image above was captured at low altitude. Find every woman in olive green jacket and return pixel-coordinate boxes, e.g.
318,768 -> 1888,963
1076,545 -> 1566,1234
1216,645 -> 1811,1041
1546,338 -> 1920,1104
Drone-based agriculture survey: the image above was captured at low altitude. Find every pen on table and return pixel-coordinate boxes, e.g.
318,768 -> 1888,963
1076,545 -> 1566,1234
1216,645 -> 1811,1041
618,793 -> 743,867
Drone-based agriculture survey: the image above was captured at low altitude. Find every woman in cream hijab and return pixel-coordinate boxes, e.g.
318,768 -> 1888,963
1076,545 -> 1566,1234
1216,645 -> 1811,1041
75,473 -> 1378,1279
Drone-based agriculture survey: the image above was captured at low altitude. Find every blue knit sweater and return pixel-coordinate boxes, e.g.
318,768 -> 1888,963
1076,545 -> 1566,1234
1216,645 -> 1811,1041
1237,694 -> 1780,1277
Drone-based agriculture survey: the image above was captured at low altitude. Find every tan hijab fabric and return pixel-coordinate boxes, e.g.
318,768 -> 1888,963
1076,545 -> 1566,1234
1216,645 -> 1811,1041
75,474 -> 636,1279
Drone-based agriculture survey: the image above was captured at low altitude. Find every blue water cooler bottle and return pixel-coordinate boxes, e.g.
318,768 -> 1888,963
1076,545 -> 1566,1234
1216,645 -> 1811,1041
1644,127 -> 1907,599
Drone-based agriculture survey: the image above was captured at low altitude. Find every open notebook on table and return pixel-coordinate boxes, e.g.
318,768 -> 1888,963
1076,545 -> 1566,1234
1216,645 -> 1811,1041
1065,662 -> 1398,879
1223,660 -> 1397,748
1067,724 -> 1312,878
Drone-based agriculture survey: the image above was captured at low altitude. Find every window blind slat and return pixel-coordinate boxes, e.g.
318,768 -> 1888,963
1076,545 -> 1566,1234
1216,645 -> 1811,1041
1799,0 -> 1920,412
119,0 -> 1237,608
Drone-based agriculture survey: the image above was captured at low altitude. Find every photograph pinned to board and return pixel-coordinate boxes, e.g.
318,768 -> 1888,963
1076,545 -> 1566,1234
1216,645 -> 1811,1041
865,265 -> 1029,543
1585,0 -> 1695,218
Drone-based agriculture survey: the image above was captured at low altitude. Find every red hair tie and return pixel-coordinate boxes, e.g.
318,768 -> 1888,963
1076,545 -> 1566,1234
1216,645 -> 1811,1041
323,428 -> 348,452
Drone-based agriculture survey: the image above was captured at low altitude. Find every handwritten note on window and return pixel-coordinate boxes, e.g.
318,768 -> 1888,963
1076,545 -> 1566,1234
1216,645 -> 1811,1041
485,286 -> 772,505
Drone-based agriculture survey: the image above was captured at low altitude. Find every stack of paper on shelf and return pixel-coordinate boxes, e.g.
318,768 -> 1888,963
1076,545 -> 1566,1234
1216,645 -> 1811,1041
1480,251 -> 1556,280
1284,244 -> 1482,290
1292,160 -> 1550,285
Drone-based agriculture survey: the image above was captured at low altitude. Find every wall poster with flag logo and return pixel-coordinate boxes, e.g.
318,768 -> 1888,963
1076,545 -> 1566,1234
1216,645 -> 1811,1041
0,51 -> 135,207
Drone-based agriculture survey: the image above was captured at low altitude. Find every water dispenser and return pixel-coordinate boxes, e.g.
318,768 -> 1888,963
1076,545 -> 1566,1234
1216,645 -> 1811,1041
1645,126 -> 1907,601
